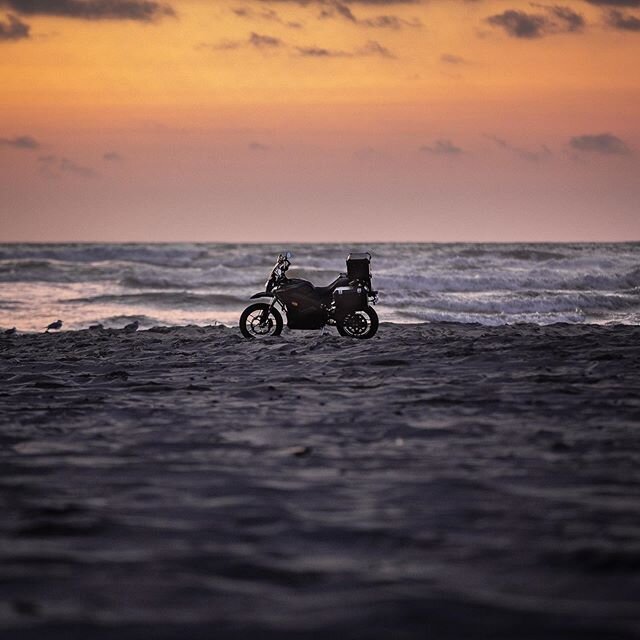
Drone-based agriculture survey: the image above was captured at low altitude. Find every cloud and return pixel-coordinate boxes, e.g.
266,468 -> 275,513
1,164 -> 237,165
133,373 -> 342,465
0,134 -> 40,148
420,139 -> 463,155
248,141 -> 270,151
605,8 -> 640,29
231,6 -> 302,28
486,134 -> 552,162
320,1 -> 357,21
295,39 -> 393,57
314,0 -> 421,28
569,133 -> 631,155
486,6 -> 584,38
440,53 -> 466,64
584,0 -> 640,6
0,12 -> 28,39
359,14 -> 421,28
295,45 -> 343,56
197,31 -> 283,52
0,0 -> 175,21
200,30 -> 394,58
103,151 -> 123,161
357,39 -> 393,56
540,5 -> 585,31
256,0 -> 420,5
249,31 -> 282,47
197,38 -> 243,51
38,154 -> 97,178
60,157 -> 97,177
486,10 -> 549,38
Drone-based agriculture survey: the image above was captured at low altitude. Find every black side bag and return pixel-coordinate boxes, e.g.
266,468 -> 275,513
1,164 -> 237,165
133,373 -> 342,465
333,286 -> 368,321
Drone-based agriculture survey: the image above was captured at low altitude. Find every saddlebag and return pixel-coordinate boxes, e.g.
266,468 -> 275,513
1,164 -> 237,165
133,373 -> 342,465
333,286 -> 367,321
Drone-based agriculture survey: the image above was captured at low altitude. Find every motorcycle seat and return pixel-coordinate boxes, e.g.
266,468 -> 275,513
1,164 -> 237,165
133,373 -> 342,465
314,274 -> 347,299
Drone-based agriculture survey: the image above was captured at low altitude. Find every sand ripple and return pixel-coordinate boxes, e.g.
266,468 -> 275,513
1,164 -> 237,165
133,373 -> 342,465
1,323 -> 639,638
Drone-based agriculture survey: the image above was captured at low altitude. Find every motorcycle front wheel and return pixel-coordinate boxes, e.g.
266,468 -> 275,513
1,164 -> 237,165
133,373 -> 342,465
337,306 -> 379,339
239,302 -> 283,339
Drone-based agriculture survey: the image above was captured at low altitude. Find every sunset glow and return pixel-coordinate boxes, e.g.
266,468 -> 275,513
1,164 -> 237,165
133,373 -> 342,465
1,0 -> 639,241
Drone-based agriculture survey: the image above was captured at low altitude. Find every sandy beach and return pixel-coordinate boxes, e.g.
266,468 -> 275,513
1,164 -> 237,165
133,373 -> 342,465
1,322 -> 639,638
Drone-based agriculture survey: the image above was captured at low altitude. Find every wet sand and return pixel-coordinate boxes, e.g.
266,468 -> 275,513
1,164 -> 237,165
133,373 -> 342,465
1,322 -> 639,639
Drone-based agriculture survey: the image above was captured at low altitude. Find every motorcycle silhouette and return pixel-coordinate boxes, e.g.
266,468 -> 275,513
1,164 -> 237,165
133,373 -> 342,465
240,252 -> 379,339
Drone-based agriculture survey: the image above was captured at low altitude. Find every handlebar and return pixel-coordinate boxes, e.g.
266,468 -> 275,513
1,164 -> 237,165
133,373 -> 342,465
266,253 -> 292,292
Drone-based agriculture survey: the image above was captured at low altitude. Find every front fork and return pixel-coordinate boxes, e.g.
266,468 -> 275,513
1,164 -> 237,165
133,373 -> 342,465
260,297 -> 279,324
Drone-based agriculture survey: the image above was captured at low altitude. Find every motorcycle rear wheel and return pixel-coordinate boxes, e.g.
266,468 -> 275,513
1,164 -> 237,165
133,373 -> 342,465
240,302 -> 283,339
337,306 -> 379,339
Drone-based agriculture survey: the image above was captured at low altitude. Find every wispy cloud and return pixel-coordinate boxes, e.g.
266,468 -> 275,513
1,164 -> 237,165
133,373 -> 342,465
0,12 -> 28,40
199,31 -> 394,58
605,9 -> 640,30
248,141 -> 270,151
197,31 -> 283,52
585,0 -> 640,7
486,6 -> 585,38
486,134 -> 552,162
420,139 -> 463,155
103,151 -> 124,162
231,6 -> 302,29
440,53 -> 467,65
315,0 -> 421,28
296,39 -> 393,57
38,154 -> 98,178
569,133 -> 631,155
0,134 -> 40,149
0,0 -> 175,21
249,31 -> 282,48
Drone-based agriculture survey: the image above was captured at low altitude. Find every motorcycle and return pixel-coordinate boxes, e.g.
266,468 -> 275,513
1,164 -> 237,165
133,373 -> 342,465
239,252 -> 379,339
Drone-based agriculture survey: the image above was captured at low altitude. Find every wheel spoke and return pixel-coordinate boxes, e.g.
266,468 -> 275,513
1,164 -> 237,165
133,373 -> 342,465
343,311 -> 370,336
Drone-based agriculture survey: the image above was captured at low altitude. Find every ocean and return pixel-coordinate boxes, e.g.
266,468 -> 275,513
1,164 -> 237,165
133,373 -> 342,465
1,242 -> 639,332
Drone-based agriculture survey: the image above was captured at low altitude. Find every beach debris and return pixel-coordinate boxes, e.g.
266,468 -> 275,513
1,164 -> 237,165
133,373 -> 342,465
89,323 -> 104,331
45,320 -> 63,333
4,327 -> 17,336
123,320 -> 139,333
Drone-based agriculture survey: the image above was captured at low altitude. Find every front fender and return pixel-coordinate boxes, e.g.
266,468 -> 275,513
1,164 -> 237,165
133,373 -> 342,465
250,292 -> 274,299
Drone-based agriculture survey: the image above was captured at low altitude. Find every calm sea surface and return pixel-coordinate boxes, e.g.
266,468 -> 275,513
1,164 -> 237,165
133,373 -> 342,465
1,242 -> 639,331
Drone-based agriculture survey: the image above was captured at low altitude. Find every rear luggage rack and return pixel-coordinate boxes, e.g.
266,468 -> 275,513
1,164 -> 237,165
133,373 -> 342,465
346,252 -> 372,289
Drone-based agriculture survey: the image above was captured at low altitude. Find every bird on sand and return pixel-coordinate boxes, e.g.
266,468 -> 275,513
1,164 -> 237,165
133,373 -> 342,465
45,320 -> 63,333
123,320 -> 139,333
4,327 -> 16,336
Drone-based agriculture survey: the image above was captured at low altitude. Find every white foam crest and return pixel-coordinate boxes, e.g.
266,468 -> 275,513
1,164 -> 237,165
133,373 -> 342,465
386,290 -> 640,315
396,307 -> 587,326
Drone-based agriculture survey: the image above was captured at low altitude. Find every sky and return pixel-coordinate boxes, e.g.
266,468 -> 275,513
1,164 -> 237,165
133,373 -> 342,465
0,0 -> 639,242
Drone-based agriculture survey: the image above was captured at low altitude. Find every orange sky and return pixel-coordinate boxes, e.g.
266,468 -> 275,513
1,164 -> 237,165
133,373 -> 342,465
1,0 -> 639,241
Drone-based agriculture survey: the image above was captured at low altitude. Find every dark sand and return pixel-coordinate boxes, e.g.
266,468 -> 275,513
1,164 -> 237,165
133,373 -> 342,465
1,323 -> 639,639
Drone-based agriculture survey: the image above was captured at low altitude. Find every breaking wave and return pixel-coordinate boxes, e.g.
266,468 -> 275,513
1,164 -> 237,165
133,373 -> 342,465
62,291 -> 244,308
1,242 -> 639,330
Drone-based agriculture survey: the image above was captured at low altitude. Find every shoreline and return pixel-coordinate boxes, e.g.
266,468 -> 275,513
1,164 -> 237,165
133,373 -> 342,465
4,317 -> 640,335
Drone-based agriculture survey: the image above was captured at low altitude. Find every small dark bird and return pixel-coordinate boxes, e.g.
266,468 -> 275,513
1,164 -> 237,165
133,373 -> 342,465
123,320 -> 139,333
45,320 -> 63,333
4,327 -> 16,336
89,323 -> 104,331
